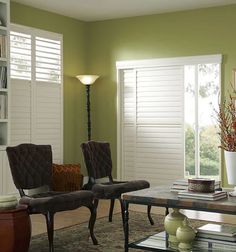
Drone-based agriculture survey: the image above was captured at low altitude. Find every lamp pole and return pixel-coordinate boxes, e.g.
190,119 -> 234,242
76,75 -> 99,142
86,85 -> 91,141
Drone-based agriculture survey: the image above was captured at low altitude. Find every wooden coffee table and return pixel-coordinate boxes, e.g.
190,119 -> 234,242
122,186 -> 236,252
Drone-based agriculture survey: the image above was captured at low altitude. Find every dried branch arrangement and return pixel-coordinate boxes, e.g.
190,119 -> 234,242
216,95 -> 236,151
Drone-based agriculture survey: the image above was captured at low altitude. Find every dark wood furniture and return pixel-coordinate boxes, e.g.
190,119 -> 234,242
122,186 -> 236,252
81,140 -> 153,225
6,143 -> 97,252
0,205 -> 31,252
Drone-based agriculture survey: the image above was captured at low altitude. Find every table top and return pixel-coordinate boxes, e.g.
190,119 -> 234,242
122,186 -> 236,215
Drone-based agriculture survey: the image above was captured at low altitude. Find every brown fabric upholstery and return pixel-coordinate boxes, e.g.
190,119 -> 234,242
19,190 -> 93,214
6,143 -> 98,251
6,143 -> 52,189
81,141 -> 112,179
52,164 -> 83,192
81,141 -> 150,198
92,180 -> 150,199
81,141 -> 153,227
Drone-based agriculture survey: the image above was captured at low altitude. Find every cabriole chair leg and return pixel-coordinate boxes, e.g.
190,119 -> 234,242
45,211 -> 54,252
88,201 -> 98,245
147,205 -> 154,225
109,199 -> 115,222
119,198 -> 125,230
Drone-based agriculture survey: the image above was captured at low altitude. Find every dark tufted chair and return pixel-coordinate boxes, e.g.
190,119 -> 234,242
6,143 -> 98,252
81,141 -> 154,226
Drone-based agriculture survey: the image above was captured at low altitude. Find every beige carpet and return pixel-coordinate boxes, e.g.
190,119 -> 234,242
29,211 -> 208,252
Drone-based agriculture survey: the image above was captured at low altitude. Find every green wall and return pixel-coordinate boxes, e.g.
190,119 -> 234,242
10,2 -> 88,171
86,5 -> 236,184
11,2 -> 236,185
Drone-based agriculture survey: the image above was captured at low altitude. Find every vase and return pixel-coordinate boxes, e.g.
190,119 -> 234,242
224,150 -> 236,196
164,208 -> 186,249
176,218 -> 196,251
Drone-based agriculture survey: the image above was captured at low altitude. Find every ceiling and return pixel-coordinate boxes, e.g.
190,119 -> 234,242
11,0 -> 236,21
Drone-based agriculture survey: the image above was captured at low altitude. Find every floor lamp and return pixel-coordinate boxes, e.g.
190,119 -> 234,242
76,75 -> 99,141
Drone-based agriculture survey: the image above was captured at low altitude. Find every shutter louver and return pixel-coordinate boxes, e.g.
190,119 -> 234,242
10,31 -> 31,80
36,36 -> 61,83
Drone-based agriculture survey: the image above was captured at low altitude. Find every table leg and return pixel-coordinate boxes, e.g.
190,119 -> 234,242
124,201 -> 129,252
165,207 -> 169,216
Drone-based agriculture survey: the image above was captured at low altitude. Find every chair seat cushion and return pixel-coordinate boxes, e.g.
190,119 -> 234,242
19,190 -> 94,214
92,180 -> 150,199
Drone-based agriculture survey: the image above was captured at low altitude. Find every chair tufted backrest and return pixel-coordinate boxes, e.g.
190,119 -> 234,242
6,143 -> 53,190
81,141 -> 112,180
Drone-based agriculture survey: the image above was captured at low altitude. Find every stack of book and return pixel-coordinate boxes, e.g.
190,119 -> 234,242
194,223 -> 236,251
170,179 -> 221,192
170,179 -> 188,192
177,190 -> 227,201
0,35 -> 6,58
137,231 -> 166,249
0,66 -> 7,88
0,94 -> 7,119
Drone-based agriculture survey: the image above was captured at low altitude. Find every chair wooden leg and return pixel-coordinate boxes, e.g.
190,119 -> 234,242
118,198 -> 125,227
109,199 -> 115,222
147,205 -> 154,225
44,212 -> 54,252
88,199 -> 98,245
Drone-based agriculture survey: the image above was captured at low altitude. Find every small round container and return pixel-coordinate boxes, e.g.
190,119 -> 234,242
188,178 -> 215,193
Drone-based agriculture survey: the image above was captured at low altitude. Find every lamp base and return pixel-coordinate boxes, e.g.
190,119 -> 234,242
229,187 -> 236,197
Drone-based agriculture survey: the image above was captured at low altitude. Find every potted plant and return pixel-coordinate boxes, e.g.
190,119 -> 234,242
216,95 -> 236,196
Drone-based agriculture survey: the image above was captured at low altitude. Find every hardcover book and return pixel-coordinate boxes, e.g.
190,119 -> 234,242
178,190 -> 226,198
197,223 -> 236,237
177,190 -> 227,201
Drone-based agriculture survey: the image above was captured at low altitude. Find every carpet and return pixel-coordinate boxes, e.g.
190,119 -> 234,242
29,211 -> 205,252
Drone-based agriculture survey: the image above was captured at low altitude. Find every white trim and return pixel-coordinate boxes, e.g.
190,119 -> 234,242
10,23 -> 62,41
116,54 -> 222,69
194,65 -> 200,177
6,0 -> 10,147
60,36 -> 64,164
180,67 -> 185,178
116,68 -> 122,180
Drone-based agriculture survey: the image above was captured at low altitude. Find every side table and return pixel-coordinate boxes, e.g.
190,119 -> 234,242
0,205 -> 31,252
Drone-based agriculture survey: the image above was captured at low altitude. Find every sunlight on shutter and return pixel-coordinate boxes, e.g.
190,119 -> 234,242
10,31 -> 31,80
35,37 -> 61,83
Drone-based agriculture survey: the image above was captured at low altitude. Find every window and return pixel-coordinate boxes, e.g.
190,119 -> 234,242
117,55 -> 221,186
10,26 -> 62,84
184,64 -> 220,179
10,24 -> 63,163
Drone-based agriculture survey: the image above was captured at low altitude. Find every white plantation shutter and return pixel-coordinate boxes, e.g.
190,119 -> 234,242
10,31 -> 31,80
122,69 -> 136,180
10,25 -> 63,163
10,79 -> 31,145
34,83 -> 62,163
118,63 -> 184,186
35,36 -> 61,83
